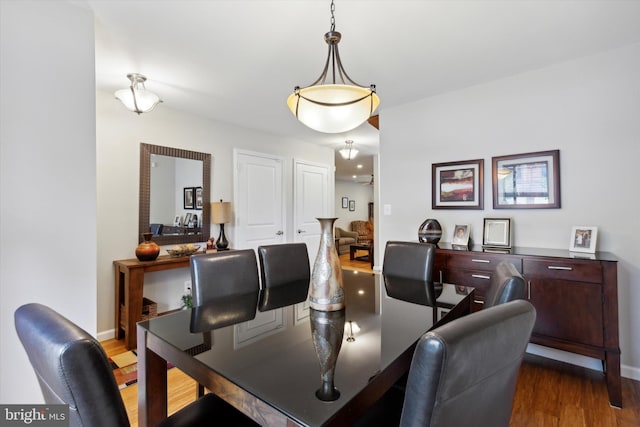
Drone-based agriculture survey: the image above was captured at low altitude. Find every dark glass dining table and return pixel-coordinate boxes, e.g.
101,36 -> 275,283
137,271 -> 474,427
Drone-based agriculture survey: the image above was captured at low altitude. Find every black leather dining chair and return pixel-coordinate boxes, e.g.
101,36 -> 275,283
356,300 -> 536,427
382,241 -> 439,319
257,243 -> 310,311
190,249 -> 260,306
14,303 -> 258,427
483,260 -> 527,308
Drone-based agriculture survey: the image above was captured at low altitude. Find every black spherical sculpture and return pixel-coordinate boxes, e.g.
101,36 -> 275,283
418,219 -> 442,244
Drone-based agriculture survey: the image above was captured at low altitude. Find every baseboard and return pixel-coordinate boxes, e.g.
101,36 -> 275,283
527,343 -> 640,381
622,364 -> 640,381
97,328 -> 117,342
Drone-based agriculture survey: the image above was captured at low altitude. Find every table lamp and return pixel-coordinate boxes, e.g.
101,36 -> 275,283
211,200 -> 232,250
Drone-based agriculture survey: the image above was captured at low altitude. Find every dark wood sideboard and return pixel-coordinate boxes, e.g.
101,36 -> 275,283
434,244 -> 621,408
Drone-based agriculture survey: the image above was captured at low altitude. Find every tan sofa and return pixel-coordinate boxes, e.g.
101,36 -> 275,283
335,227 -> 358,254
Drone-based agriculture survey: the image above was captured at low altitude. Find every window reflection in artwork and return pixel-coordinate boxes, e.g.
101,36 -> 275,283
498,161 -> 549,204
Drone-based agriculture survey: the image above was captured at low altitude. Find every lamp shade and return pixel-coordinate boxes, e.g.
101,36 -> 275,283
339,140 -> 358,160
287,84 -> 380,134
114,73 -> 162,114
211,201 -> 232,224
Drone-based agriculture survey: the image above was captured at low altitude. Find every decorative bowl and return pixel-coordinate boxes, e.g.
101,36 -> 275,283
167,245 -> 201,257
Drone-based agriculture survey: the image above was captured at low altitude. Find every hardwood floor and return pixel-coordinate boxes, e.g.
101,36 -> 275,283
339,251 -> 374,273
103,255 -> 640,426
103,337 -> 640,427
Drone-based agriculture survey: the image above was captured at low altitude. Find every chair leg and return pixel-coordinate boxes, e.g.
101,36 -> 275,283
197,383 -> 205,398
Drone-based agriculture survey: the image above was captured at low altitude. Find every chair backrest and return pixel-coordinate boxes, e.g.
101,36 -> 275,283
190,249 -> 260,306
382,241 -> 437,306
400,299 -> 536,427
257,243 -> 310,311
190,292 -> 259,332
14,303 -> 129,427
484,261 -> 526,308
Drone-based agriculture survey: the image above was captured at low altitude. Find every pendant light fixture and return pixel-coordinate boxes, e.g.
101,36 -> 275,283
286,0 -> 380,133
339,140 -> 358,160
115,73 -> 162,114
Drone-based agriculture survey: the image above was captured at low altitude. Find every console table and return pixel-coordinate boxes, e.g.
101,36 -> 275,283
114,255 -> 194,349
433,244 -> 621,408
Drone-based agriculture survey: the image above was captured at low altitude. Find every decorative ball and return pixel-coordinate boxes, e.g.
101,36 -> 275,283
418,219 -> 442,244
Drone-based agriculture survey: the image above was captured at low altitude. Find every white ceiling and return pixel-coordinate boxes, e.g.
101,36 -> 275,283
86,0 -> 640,180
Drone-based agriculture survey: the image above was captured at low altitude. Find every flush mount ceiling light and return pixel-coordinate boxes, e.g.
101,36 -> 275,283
115,73 -> 162,114
286,0 -> 380,134
339,140 -> 358,160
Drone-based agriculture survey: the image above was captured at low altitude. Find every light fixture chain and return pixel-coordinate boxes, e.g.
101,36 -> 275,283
330,0 -> 335,31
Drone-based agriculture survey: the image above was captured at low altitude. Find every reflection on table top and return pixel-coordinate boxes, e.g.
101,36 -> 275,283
139,271 -> 473,426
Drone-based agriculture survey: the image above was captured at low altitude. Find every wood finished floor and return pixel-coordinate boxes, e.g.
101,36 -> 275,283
103,253 -> 640,426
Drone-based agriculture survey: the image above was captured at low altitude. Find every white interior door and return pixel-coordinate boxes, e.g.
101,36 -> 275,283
234,150 -> 285,251
293,160 -> 331,262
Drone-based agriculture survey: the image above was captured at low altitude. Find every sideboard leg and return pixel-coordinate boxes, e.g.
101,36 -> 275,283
605,350 -> 622,408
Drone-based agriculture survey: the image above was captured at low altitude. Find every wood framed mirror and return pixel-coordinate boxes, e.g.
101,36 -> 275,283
139,143 -> 211,245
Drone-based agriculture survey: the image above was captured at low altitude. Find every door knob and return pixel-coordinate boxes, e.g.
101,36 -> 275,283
276,230 -> 283,235
297,229 -> 306,234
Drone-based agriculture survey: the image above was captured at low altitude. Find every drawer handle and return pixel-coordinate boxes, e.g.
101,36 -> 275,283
473,299 -> 485,305
548,266 -> 573,271
471,259 -> 491,264
471,274 -> 491,280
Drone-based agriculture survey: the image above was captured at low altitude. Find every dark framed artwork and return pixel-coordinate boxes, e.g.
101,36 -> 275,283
349,200 -> 355,211
342,197 -> 349,209
195,187 -> 203,210
492,150 -> 560,209
432,159 -> 484,210
184,187 -> 195,209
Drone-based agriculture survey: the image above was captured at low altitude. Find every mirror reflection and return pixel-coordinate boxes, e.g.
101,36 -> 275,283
139,143 -> 211,246
150,155 -> 203,235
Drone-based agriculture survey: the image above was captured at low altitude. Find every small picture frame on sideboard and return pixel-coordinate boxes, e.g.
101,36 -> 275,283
482,218 -> 512,249
569,226 -> 598,253
452,224 -> 470,248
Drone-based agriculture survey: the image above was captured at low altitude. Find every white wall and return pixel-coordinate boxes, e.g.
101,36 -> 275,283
96,90 -> 334,335
334,180 -> 374,230
378,43 -> 640,377
0,1 -> 97,403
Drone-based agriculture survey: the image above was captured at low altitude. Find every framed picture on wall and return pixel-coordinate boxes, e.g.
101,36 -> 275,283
342,197 -> 349,209
195,187 -> 203,209
492,149 -> 560,209
569,226 -> 598,253
432,159 -> 484,210
184,187 -> 195,209
349,200 -> 355,211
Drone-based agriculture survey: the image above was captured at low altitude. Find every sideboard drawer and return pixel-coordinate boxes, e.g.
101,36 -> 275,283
446,269 -> 492,295
523,258 -> 602,283
447,252 -> 522,273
